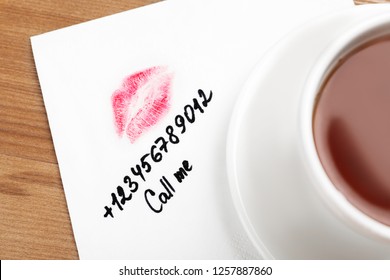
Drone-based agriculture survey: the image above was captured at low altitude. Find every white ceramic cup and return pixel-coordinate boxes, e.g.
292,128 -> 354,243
299,13 -> 390,243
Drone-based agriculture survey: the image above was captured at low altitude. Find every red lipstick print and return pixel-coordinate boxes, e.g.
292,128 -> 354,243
112,66 -> 173,143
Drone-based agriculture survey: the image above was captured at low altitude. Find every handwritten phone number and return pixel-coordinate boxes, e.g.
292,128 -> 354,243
103,89 -> 213,218
211,266 -> 272,276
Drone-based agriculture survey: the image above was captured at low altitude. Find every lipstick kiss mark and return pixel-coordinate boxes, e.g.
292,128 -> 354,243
112,66 -> 173,143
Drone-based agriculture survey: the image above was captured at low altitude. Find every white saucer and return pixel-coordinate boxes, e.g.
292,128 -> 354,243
227,5 -> 390,259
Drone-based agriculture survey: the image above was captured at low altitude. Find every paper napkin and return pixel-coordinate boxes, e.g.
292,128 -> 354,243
31,0 -> 353,259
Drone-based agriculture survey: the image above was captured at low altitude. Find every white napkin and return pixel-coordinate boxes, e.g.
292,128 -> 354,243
31,0 -> 353,259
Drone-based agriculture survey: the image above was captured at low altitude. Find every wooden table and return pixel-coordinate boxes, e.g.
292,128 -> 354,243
0,0 -> 386,259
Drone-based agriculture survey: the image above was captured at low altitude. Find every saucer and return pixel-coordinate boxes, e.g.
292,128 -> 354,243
227,4 -> 390,259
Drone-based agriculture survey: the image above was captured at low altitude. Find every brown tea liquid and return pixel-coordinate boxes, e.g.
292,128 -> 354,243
313,36 -> 390,226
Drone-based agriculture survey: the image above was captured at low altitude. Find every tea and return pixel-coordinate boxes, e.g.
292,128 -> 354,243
313,36 -> 390,226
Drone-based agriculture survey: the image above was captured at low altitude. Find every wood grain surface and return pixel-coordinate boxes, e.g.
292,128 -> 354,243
0,0 -> 386,259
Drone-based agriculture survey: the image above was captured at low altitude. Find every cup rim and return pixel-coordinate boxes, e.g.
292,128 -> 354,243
299,12 -> 390,242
